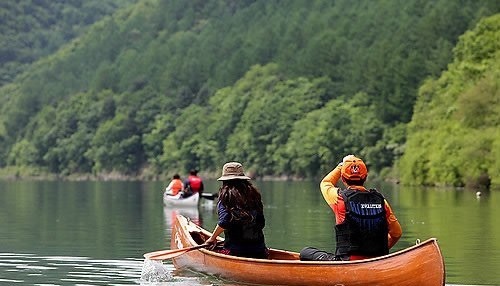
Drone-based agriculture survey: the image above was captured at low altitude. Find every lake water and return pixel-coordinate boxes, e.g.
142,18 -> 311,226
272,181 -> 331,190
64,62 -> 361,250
0,180 -> 498,285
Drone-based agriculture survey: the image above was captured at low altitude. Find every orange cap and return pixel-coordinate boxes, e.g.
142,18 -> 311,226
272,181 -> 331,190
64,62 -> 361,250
341,157 -> 368,180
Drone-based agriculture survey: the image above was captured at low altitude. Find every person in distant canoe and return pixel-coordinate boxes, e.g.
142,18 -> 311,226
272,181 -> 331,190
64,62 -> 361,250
300,155 -> 402,261
164,174 -> 183,196
182,169 -> 204,198
205,162 -> 268,259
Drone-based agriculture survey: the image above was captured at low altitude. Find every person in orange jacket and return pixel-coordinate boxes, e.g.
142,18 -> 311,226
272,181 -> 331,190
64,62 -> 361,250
164,174 -> 184,196
300,155 -> 402,261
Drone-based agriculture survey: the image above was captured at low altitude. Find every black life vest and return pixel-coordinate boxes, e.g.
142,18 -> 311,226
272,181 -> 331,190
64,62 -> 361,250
224,210 -> 266,254
335,188 -> 389,258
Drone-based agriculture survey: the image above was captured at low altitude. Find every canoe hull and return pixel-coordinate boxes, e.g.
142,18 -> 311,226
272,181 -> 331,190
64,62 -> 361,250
171,215 -> 445,286
163,192 -> 199,207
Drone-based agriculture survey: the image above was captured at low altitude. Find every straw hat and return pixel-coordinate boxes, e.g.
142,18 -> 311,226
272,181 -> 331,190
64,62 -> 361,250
217,162 -> 251,181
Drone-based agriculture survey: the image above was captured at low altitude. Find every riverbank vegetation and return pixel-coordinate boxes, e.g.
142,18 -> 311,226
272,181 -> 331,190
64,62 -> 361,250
0,0 -> 499,187
398,14 -> 500,187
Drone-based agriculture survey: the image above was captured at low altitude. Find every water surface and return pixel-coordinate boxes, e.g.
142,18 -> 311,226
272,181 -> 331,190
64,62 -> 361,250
0,180 -> 498,285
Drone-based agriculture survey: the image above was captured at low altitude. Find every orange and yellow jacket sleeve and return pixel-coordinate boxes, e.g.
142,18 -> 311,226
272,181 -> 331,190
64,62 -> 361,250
320,165 -> 342,205
384,201 -> 402,248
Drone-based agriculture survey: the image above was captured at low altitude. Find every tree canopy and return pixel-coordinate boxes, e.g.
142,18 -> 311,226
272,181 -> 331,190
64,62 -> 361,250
0,0 -> 499,186
398,14 -> 500,187
0,0 -> 137,86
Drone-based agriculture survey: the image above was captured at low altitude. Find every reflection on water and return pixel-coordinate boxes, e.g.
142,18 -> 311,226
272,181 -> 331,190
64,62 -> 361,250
0,252 -> 222,285
0,251 -> 491,286
162,199 -> 216,233
163,206 -> 201,229
0,252 -> 145,285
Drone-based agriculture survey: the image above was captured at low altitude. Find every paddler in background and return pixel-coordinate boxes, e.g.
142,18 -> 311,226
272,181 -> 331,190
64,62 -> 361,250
165,174 -> 183,196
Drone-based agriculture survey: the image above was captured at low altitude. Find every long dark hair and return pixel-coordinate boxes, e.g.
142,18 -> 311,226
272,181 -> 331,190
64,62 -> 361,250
218,179 -> 263,222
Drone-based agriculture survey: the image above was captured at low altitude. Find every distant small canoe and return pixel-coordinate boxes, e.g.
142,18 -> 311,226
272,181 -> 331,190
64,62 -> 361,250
170,215 -> 446,286
163,192 -> 199,207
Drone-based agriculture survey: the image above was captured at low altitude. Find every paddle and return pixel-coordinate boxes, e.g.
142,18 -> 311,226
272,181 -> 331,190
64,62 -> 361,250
144,243 -> 211,261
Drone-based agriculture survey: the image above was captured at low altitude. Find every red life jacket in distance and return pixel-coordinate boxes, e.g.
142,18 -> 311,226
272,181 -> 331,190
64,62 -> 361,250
188,175 -> 202,192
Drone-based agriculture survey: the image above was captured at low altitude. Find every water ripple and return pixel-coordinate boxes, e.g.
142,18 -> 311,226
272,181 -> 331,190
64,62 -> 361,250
0,252 -> 224,285
1,252 -> 492,285
0,252 -> 146,285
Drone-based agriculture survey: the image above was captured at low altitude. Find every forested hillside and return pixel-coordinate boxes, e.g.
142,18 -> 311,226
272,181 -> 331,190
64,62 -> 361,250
0,0 -> 498,183
0,0 -> 137,86
399,14 -> 500,188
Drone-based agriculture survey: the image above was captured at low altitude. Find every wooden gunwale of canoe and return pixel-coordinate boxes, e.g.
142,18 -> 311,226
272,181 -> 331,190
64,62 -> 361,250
171,215 -> 445,286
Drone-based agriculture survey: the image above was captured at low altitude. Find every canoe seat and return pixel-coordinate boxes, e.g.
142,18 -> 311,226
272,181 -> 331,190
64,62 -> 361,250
190,231 -> 210,245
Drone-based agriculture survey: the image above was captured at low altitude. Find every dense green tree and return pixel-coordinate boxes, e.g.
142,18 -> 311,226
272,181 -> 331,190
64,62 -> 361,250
7,139 -> 38,166
87,113 -> 142,174
0,0 -> 499,185
0,0 -> 137,86
399,14 -> 500,187
224,66 -> 328,175
283,92 -> 385,178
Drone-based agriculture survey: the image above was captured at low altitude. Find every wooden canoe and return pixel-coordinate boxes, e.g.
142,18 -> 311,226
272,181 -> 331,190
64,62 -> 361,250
170,215 -> 445,286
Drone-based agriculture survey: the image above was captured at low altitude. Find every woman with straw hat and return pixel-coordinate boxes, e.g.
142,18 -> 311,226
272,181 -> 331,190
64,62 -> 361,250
205,162 -> 268,259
